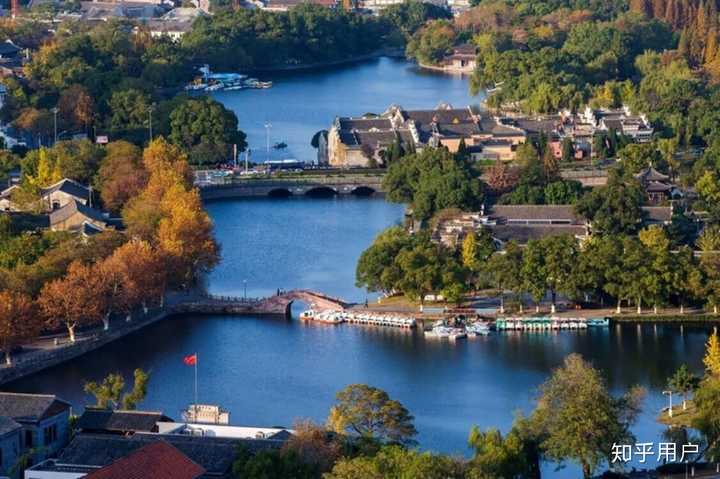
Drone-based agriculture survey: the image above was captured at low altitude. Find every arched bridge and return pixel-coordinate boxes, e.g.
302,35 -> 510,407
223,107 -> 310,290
199,176 -> 384,200
173,289 -> 350,318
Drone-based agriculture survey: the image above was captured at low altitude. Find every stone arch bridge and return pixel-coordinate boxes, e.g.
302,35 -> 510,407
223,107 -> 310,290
174,289 -> 350,318
199,176 -> 384,200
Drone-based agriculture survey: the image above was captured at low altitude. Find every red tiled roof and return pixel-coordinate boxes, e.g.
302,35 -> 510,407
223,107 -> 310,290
83,441 -> 205,479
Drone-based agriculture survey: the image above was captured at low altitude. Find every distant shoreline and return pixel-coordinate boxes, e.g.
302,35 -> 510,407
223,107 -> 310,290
246,47 -> 406,73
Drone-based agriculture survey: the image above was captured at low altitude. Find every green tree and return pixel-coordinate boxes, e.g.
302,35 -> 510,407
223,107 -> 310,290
575,170 -> 645,235
327,384 -> 417,446
544,180 -> 584,205
356,226 -> 412,294
383,147 -> 483,221
521,239 -> 546,312
531,354 -> 644,478
169,96 -> 247,166
108,89 -> 151,133
541,235 -> 579,313
667,364 -> 699,410
486,241 -> 524,314
561,137 -> 574,163
325,445 -> 464,479
84,368 -> 150,410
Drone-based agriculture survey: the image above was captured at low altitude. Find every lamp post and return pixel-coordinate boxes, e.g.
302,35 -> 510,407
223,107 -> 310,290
148,103 -> 156,142
51,107 -> 58,145
243,280 -> 247,300
663,389 -> 673,418
264,121 -> 272,162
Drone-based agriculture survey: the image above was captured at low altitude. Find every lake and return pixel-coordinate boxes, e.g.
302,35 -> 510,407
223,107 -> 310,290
8,196 -> 711,477
213,56 -> 479,164
6,59 -> 712,477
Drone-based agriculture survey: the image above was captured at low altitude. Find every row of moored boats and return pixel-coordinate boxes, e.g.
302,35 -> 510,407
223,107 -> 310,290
300,310 -> 416,328
185,73 -> 272,92
495,317 -> 610,331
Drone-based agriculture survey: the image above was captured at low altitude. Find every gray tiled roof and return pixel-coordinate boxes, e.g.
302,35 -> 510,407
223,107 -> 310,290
488,205 -> 580,223
59,433 -> 285,476
40,179 -> 90,202
77,409 -> 173,434
49,200 -> 107,227
490,224 -> 588,244
642,206 -> 672,223
0,392 -> 70,423
0,416 -> 21,436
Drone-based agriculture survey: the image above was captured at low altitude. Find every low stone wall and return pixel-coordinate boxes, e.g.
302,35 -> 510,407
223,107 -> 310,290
0,310 -> 171,386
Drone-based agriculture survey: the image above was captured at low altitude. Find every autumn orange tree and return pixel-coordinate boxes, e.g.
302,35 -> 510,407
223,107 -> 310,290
97,141 -> 148,213
38,261 -> 106,342
158,184 -> 219,288
121,138 -> 218,289
0,290 -> 40,365
108,239 -> 167,319
122,138 -> 194,241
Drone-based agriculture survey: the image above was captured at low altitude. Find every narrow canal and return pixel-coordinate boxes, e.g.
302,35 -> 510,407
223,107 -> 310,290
7,196 -> 711,478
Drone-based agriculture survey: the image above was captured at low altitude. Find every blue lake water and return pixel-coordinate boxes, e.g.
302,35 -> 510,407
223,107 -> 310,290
213,56 -> 479,164
7,58 -> 713,477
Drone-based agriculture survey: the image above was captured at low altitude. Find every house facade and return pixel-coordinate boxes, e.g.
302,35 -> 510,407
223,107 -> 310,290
0,393 -> 72,468
327,104 -> 654,167
0,417 -> 22,479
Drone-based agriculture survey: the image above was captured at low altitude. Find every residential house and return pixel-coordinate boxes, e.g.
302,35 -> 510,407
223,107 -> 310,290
579,105 -> 654,143
27,430 -> 287,478
437,44 -> 477,73
146,7 -> 208,41
0,416 -> 22,478
0,185 -> 19,211
433,204 -> 674,248
0,393 -> 72,466
358,0 -> 445,14
262,0 -> 338,11
82,442 -> 205,479
75,409 -> 173,436
40,179 -> 91,211
48,200 -> 113,234
79,1 -> 166,21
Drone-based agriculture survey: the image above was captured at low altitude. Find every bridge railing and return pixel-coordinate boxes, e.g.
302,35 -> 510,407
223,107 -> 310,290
198,176 -> 383,190
201,293 -> 263,304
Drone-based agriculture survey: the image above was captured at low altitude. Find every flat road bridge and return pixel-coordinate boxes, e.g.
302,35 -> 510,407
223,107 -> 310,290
173,289 -> 350,317
199,175 -> 385,200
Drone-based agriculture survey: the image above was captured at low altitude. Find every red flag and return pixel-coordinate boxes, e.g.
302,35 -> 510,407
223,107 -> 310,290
183,354 -> 197,366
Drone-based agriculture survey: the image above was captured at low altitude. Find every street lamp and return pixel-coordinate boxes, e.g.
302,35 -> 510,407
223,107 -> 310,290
264,121 -> 272,162
663,389 -> 673,418
51,107 -> 58,144
243,280 -> 247,301
148,103 -> 156,142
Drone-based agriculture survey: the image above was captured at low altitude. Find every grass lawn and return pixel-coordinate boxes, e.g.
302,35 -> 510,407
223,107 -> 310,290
657,401 -> 697,428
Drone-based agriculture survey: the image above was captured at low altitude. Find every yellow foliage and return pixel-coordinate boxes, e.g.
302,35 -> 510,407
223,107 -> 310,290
704,333 -> 720,377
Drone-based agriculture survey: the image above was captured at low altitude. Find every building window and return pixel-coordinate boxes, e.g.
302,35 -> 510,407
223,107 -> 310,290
0,446 -> 3,467
43,424 -> 57,446
24,430 -> 32,448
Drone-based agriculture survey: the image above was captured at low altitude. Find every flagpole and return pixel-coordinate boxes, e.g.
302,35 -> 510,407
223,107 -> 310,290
194,352 -> 198,421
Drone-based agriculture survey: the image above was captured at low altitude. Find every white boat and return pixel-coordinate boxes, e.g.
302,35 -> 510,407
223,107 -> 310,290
466,323 -> 491,337
425,326 -> 466,340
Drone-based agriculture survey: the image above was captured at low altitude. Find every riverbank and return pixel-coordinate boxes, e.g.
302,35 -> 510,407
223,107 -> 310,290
0,307 -> 172,386
416,61 -> 473,75
246,48 -> 405,73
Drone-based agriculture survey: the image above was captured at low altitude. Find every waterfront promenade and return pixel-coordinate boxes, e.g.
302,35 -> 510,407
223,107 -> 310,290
0,289 -> 349,386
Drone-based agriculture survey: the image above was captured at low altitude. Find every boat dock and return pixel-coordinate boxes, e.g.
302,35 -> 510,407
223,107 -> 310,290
495,317 -> 609,332
301,310 -> 416,329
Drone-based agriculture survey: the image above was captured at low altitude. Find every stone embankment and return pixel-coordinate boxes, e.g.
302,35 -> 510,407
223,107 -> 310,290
0,289 -> 349,385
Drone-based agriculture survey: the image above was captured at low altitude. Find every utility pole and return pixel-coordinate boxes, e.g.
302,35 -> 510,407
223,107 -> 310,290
264,121 -> 272,162
245,148 -> 249,173
51,107 -> 58,145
